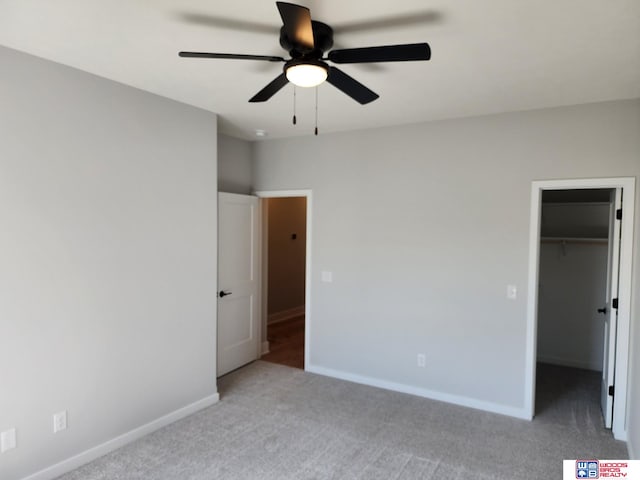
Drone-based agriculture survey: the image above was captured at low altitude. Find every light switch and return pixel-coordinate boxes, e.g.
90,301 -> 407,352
507,285 -> 517,300
1,428 -> 16,453
321,271 -> 333,283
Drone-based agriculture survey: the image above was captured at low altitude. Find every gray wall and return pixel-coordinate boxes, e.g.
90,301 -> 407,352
632,272 -> 640,459
252,99 -> 640,453
0,47 -> 218,479
218,134 -> 252,194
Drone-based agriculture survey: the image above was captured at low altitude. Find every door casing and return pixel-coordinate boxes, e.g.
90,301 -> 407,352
525,177 -> 635,440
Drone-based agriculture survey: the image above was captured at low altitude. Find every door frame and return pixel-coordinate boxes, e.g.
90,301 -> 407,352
255,189 -> 313,369
524,177 -> 635,440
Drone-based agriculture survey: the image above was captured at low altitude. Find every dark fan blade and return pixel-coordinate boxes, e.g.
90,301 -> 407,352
276,2 -> 314,50
249,73 -> 289,102
179,52 -> 285,62
326,67 -> 379,105
328,43 -> 431,64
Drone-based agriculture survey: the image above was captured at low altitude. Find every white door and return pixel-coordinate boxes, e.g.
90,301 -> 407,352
600,188 -> 622,428
218,193 -> 260,376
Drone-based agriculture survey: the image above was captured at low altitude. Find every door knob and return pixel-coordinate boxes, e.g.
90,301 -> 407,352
219,290 -> 232,298
597,307 -> 607,314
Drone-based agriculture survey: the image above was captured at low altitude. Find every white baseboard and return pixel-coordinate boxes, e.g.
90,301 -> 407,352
268,305 -> 305,325
261,341 -> 270,355
537,355 -> 601,372
22,393 -> 220,480
306,364 -> 530,420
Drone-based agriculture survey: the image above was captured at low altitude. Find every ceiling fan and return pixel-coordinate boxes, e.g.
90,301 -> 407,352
179,2 -> 431,105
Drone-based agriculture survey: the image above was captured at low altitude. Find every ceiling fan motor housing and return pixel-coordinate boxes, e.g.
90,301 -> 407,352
280,21 -> 334,59
284,57 -> 329,73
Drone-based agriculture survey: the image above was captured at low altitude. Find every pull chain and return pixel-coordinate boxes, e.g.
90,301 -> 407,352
314,86 -> 319,136
292,86 -> 297,125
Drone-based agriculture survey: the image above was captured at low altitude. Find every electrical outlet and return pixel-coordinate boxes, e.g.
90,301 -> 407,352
53,411 -> 67,433
1,428 -> 16,453
417,354 -> 426,368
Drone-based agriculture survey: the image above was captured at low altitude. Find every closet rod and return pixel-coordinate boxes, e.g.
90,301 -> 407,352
540,237 -> 607,246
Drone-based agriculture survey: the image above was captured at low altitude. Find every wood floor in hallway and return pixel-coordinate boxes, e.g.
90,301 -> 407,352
261,315 -> 305,369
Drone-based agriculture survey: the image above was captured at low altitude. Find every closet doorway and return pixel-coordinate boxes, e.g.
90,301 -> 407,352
535,189 -> 612,430
525,178 -> 635,441
256,191 -> 311,370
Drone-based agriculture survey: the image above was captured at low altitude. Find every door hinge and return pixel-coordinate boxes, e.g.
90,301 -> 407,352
608,385 -> 615,397
612,298 -> 619,310
616,208 -> 622,220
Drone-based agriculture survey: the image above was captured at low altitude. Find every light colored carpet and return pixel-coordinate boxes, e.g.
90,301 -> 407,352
56,361 -> 627,480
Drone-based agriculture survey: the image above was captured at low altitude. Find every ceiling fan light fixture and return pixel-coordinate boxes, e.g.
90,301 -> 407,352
285,61 -> 328,88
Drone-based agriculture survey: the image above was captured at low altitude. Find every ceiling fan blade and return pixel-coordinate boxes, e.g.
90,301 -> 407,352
249,73 -> 290,102
276,2 -> 315,51
326,67 -> 379,105
328,43 -> 431,64
179,52 -> 286,62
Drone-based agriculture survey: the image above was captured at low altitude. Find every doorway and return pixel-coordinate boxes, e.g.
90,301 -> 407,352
535,189 -> 612,430
525,178 -> 635,441
256,190 -> 312,370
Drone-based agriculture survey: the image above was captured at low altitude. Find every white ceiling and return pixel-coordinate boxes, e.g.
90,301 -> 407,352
1,0 -> 639,140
